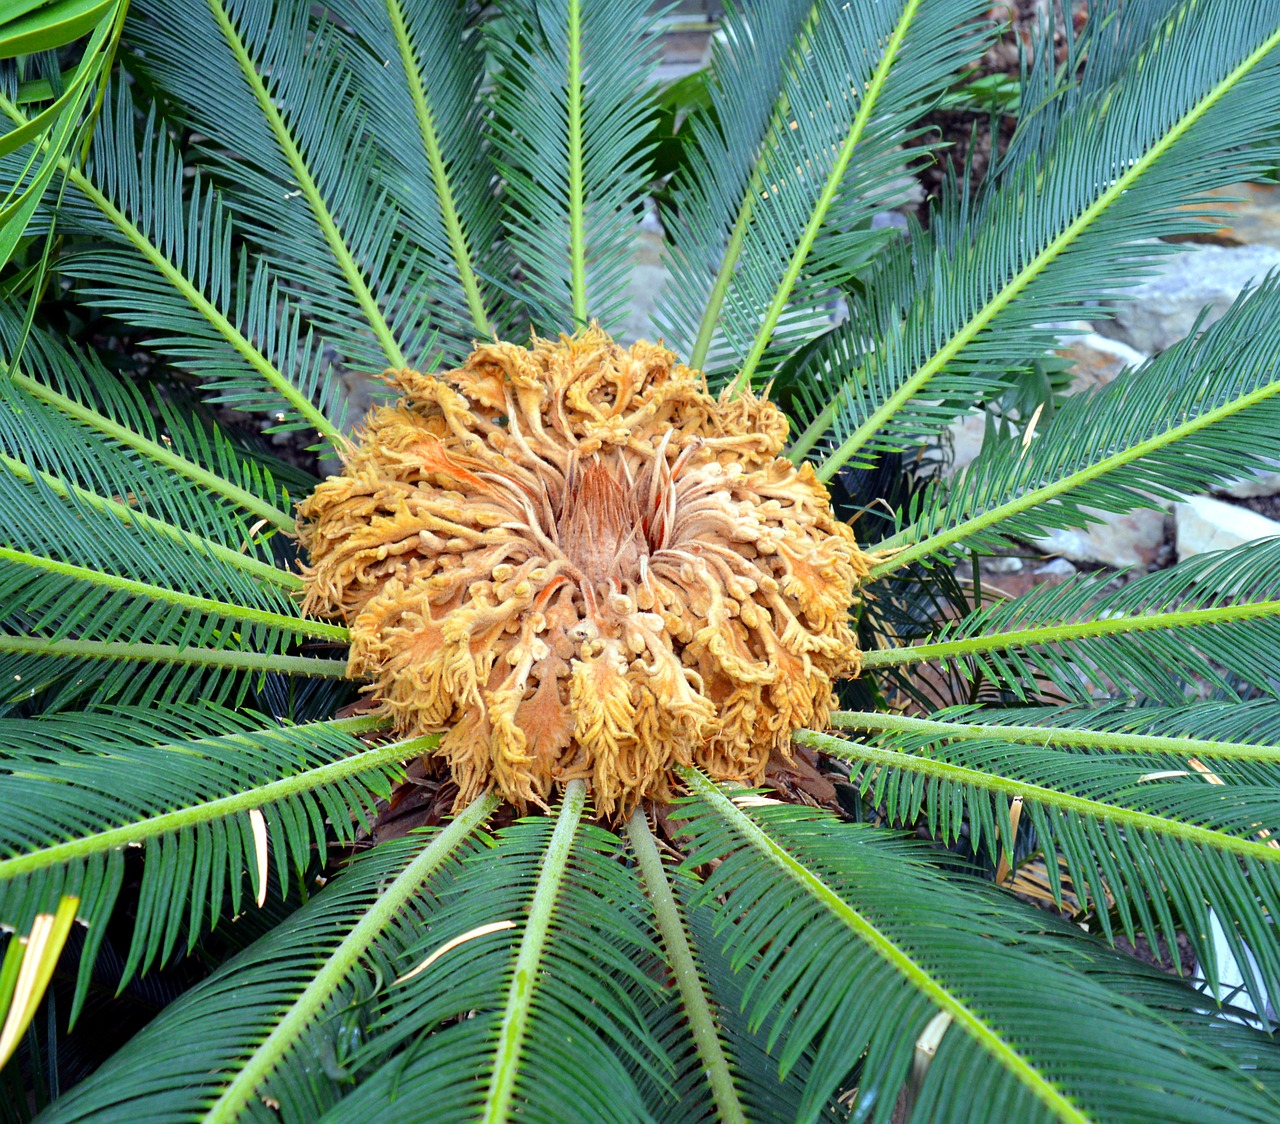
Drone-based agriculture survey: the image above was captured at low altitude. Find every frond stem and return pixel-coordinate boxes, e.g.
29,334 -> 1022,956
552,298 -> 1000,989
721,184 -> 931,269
386,0 -> 493,337
482,778 -> 586,1124
0,452 -> 300,590
813,21 -> 1280,482
567,0 -> 586,326
858,599 -> 1280,668
10,373 -> 295,531
728,0 -> 920,396
688,1 -> 821,371
679,765 -> 1088,1122
207,0 -> 407,368
0,724 -> 416,882
797,729 -> 1280,863
867,378 -> 1280,575
0,545 -> 348,642
0,635 -> 348,677
202,791 -> 499,1123
626,809 -> 745,1124
831,710 -> 1280,763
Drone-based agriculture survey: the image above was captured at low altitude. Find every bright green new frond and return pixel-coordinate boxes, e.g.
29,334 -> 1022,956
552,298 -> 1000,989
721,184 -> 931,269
0,0 -> 125,274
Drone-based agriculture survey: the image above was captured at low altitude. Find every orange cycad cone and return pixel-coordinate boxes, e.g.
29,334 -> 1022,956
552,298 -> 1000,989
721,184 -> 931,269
298,327 -> 870,818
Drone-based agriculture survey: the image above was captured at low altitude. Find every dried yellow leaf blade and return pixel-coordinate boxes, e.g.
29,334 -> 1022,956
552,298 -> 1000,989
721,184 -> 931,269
0,896 -> 79,1068
394,920 -> 517,986
249,808 -> 269,909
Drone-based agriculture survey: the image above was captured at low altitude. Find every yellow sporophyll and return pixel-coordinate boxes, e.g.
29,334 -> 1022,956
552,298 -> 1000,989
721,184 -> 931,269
297,328 -> 870,818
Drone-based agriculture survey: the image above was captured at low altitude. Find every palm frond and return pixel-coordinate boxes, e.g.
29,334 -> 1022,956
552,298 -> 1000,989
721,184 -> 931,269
486,0 -> 659,333
123,0 -> 433,375
804,718 -> 1280,1013
333,784 -> 669,1122
870,278 -> 1280,569
331,0 -> 511,357
793,1 -> 1280,475
861,538 -> 1280,703
0,714 -> 408,1023
27,822 -> 486,1121
661,0 -> 990,385
677,774 -> 1280,1122
0,314 -> 298,532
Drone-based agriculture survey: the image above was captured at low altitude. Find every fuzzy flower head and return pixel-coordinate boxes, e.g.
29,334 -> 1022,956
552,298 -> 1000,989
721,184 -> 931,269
297,328 -> 870,818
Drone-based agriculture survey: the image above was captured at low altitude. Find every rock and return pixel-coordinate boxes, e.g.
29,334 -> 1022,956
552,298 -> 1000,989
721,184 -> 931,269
1033,506 -> 1169,569
1210,461 -> 1280,500
1056,332 -> 1147,392
984,555 -> 1024,574
945,409 -> 988,476
1192,182 -> 1280,251
1034,557 -> 1078,580
1175,495 -> 1280,560
943,333 -> 1146,479
1096,244 -> 1280,353
618,224 -> 670,346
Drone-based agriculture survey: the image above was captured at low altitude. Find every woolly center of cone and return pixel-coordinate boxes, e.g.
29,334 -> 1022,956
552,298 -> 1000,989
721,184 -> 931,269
297,328 -> 870,819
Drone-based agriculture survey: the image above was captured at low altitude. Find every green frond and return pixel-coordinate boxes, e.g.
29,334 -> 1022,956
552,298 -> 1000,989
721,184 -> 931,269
802,719 -> 1280,1014
121,0 -> 431,377
331,0 -> 511,355
207,793 -> 499,1122
42,792 -> 676,1122
870,279 -> 1280,570
676,775 -> 1280,1123
486,0 -> 659,333
0,316 -> 298,532
796,1 -> 1280,476
337,791 -> 670,1123
30,828 -> 481,1121
626,810 -> 744,1124
861,538 -> 1280,702
0,715 -> 408,1024
655,0 -> 814,368
663,0 -> 989,384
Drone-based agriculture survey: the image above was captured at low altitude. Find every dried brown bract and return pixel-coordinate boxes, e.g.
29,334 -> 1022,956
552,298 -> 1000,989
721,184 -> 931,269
297,328 -> 870,818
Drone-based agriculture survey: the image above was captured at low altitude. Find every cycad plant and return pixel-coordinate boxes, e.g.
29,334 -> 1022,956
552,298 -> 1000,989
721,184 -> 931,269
5,0 -> 1280,1119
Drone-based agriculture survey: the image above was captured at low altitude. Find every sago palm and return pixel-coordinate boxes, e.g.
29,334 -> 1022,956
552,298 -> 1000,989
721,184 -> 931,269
4,0 -> 1280,1119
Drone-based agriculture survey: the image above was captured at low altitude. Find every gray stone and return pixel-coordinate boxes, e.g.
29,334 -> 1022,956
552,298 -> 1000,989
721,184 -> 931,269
1175,495 -> 1280,560
1033,506 -> 1169,569
618,225 -> 671,347
1034,557 -> 1077,579
1193,182 -> 1280,251
1096,244 -> 1280,353
1057,332 -> 1147,392
1210,461 -> 1280,500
